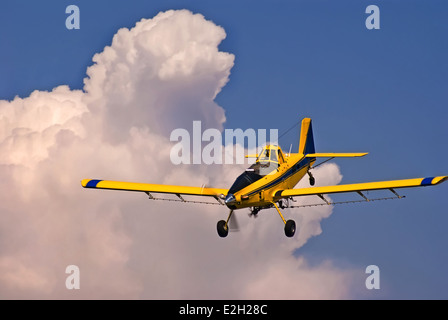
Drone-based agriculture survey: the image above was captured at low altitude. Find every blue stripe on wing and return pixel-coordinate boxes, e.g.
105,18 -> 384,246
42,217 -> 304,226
85,179 -> 103,188
420,177 -> 435,186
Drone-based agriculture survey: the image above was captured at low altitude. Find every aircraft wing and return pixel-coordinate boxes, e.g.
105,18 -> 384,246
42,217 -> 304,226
275,176 -> 448,199
81,179 -> 228,200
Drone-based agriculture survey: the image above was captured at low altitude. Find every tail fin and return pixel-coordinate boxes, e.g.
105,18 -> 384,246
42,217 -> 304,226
298,118 -> 315,155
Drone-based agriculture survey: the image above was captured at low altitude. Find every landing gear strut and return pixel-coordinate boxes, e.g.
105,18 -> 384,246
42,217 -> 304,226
217,210 -> 234,238
272,202 -> 296,237
218,205 -> 297,238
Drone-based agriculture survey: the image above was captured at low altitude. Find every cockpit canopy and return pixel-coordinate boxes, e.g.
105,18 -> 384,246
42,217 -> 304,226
249,145 -> 285,176
228,145 -> 286,195
256,145 -> 285,165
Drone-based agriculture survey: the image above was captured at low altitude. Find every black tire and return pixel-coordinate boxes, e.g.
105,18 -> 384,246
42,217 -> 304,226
217,220 -> 229,238
284,220 -> 296,237
309,177 -> 315,186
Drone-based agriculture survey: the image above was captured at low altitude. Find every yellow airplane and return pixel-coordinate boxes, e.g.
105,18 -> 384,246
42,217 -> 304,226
81,118 -> 447,238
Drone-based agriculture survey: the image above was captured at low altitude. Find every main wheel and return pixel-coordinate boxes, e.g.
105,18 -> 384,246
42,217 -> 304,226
284,220 -> 296,237
217,220 -> 229,238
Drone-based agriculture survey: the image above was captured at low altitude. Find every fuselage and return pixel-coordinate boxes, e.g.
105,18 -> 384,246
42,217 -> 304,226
225,145 -> 316,210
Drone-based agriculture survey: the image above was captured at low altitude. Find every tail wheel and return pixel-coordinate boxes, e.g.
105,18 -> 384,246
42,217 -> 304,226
284,220 -> 296,237
309,176 -> 315,186
307,170 -> 315,186
217,220 -> 229,238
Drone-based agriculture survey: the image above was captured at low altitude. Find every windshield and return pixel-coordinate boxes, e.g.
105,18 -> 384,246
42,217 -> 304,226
250,145 -> 283,175
258,148 -> 270,162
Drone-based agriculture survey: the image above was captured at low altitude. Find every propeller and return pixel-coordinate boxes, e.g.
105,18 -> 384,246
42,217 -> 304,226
228,211 -> 240,232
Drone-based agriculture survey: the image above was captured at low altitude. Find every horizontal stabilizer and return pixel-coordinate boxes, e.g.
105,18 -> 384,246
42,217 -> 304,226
305,153 -> 368,158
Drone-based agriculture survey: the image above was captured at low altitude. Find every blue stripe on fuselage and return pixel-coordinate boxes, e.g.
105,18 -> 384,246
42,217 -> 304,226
246,157 -> 311,196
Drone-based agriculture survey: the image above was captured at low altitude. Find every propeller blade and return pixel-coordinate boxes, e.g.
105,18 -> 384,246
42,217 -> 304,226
228,212 -> 239,232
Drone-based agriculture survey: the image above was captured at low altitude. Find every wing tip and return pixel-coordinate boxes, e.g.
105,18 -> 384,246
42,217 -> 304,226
360,152 -> 369,157
81,179 -> 103,188
433,176 -> 448,185
421,176 -> 448,186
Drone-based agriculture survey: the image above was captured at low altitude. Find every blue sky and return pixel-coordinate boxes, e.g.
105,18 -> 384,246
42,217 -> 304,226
1,0 -> 447,299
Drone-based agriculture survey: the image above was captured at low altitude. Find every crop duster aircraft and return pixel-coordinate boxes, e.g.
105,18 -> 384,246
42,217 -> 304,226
81,118 -> 447,238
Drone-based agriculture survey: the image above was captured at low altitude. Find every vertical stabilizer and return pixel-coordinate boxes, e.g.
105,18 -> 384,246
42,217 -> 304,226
298,118 -> 315,155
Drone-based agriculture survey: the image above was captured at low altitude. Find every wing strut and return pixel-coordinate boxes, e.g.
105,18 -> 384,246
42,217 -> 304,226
145,192 -> 155,199
176,194 -> 186,202
389,188 -> 403,199
357,191 -> 370,202
317,194 -> 330,205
